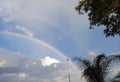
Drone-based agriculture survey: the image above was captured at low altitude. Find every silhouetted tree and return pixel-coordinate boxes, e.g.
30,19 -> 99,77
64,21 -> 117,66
111,72 -> 120,82
75,0 -> 120,37
73,54 -> 120,82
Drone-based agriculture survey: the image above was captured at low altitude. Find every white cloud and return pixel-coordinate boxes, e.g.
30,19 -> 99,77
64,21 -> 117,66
0,60 -> 6,67
18,73 -> 27,78
41,56 -> 61,67
15,25 -> 34,37
88,51 -> 96,56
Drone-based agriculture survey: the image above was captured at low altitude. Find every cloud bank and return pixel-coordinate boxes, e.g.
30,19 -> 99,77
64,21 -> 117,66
0,48 -> 82,82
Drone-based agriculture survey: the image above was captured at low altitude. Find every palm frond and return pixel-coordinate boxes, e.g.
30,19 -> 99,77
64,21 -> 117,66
100,54 -> 120,78
108,54 -> 120,63
82,68 -> 96,82
82,66 -> 105,82
115,72 -> 120,78
111,72 -> 120,82
73,57 -> 91,69
93,54 -> 106,67
73,54 -> 120,82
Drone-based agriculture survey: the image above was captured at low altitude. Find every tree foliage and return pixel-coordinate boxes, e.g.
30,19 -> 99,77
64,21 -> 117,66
75,0 -> 120,37
73,54 -> 120,82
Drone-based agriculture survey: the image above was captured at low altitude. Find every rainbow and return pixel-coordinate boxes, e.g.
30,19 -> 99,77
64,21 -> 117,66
1,31 -> 67,59
0,31 -> 83,76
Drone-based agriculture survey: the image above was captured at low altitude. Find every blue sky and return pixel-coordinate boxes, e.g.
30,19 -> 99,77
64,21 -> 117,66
0,0 -> 119,58
0,0 -> 120,82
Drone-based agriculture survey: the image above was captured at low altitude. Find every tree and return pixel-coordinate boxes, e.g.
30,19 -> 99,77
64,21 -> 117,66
111,72 -> 120,82
75,0 -> 120,37
73,54 -> 120,82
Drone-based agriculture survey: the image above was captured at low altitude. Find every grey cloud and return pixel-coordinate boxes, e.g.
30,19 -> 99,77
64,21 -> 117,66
0,48 -> 82,82
0,67 -> 20,75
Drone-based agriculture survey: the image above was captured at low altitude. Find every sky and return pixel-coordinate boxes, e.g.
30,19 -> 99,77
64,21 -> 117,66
0,0 -> 120,82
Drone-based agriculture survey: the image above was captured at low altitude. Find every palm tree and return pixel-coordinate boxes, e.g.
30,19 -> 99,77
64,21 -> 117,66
73,54 -> 120,82
111,72 -> 120,82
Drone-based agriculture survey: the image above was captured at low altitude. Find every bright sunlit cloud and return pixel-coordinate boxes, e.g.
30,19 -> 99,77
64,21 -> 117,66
88,51 -> 96,57
41,56 -> 61,67
19,73 -> 27,78
0,60 -> 6,67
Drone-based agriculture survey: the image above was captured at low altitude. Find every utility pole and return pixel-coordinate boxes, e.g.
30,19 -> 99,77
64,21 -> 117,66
68,73 -> 71,82
67,58 -> 71,82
